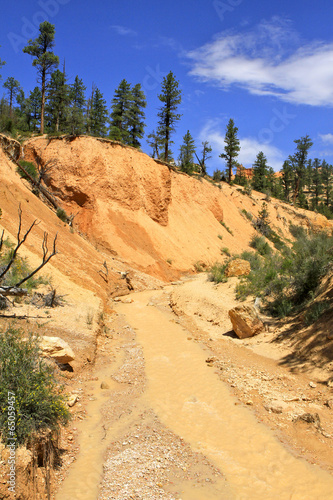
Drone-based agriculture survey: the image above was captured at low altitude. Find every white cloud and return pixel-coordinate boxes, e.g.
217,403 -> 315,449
111,25 -> 137,36
187,18 -> 333,107
319,133 -> 333,144
199,119 -> 285,171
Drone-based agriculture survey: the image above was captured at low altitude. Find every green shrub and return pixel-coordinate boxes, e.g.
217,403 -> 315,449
56,208 -> 68,223
250,234 -> 272,256
208,262 -> 228,283
17,160 -> 38,182
221,247 -> 231,256
289,224 -> 307,239
241,209 -> 253,221
236,229 -> 333,317
0,250 -> 48,292
220,221 -> 234,235
0,327 -> 70,445
304,301 -> 330,326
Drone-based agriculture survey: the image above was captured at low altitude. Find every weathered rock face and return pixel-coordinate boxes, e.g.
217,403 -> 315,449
225,258 -> 251,277
0,133 -> 20,161
40,336 -> 75,364
228,305 -> 264,339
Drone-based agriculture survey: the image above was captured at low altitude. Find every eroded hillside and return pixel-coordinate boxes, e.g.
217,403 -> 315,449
23,135 -> 332,280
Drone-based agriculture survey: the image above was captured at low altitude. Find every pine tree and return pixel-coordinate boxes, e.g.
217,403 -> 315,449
195,141 -> 212,176
90,87 -> 108,137
219,118 -> 240,183
178,130 -> 196,174
281,160 -> 293,202
252,151 -> 269,192
68,76 -> 86,135
147,130 -> 163,159
309,158 -> 323,210
290,135 -> 313,205
127,84 -> 146,148
321,160 -> 333,207
3,77 -> 21,116
109,79 -> 132,142
28,87 -> 42,131
46,69 -> 69,132
23,21 -> 59,134
157,71 -> 182,162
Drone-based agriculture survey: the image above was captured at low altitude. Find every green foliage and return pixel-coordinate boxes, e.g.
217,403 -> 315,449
220,221 -> 233,235
241,209 -> 253,221
236,229 -> 333,318
221,247 -> 231,256
0,248 -> 47,292
212,169 -> 223,182
157,71 -> 182,162
0,327 -> 70,445
304,300 -> 330,326
219,118 -> 240,183
17,160 -> 38,181
179,130 -> 195,174
68,75 -> 86,135
250,234 -> 271,256
56,208 -> 68,223
89,87 -> 108,137
208,262 -> 228,283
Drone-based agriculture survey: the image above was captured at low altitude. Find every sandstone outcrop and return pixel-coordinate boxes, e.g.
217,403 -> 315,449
40,336 -> 75,364
228,305 -> 264,339
225,258 -> 251,277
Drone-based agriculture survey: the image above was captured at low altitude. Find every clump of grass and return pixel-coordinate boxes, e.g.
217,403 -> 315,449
0,327 -> 70,445
304,301 -> 330,326
249,234 -> 271,256
56,208 -> 68,223
241,209 -> 253,221
217,234 -> 223,240
208,262 -> 229,283
221,247 -> 231,256
220,221 -> 234,235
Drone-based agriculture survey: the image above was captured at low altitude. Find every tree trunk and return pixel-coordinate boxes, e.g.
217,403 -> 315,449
40,68 -> 46,134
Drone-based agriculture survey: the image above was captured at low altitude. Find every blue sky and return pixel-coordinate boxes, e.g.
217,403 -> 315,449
1,0 -> 333,174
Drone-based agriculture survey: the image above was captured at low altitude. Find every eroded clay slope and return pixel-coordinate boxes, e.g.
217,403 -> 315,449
23,135 -> 333,280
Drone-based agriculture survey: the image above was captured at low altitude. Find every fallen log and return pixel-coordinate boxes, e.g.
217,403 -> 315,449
0,286 -> 28,297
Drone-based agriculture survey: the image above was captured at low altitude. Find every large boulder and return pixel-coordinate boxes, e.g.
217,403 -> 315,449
40,336 -> 75,364
225,259 -> 250,277
228,305 -> 264,339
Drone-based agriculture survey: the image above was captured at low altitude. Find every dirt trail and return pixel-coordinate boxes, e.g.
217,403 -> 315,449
115,288 -> 333,499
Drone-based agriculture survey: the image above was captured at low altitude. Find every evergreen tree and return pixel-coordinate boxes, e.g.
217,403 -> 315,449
46,69 -> 69,132
290,135 -> 313,204
15,89 -> 30,131
219,118 -> 240,183
252,151 -> 269,192
281,160 -> 293,202
195,141 -> 212,176
28,87 -> 42,131
157,71 -> 182,162
321,160 -> 333,207
309,158 -> 323,210
68,76 -> 86,135
3,77 -> 21,116
90,87 -> 108,137
213,169 -> 224,182
23,21 -> 59,134
127,83 -> 146,148
147,130 -> 163,159
109,79 -> 132,142
178,130 -> 196,174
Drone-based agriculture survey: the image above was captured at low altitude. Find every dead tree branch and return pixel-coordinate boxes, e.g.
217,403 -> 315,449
0,229 -> 4,253
0,205 -> 38,281
14,232 -> 57,288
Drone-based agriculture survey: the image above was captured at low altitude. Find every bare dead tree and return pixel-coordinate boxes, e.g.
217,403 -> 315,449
0,205 -> 38,281
0,229 -> 4,253
0,205 -> 58,296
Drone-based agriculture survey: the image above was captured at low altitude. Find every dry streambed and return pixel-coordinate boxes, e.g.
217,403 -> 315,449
56,277 -> 333,500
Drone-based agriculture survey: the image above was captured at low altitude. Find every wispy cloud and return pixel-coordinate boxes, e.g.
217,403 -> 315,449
199,119 -> 285,171
111,25 -> 137,36
319,133 -> 333,144
187,17 -> 333,107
